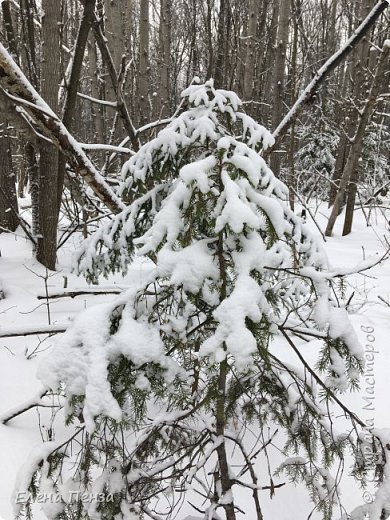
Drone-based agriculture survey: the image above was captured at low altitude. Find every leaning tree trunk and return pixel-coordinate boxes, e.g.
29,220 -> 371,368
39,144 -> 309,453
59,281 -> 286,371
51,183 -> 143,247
37,0 -> 61,269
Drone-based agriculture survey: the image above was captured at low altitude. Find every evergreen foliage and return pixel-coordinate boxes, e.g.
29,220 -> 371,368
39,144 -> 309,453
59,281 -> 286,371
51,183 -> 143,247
17,81 -> 372,520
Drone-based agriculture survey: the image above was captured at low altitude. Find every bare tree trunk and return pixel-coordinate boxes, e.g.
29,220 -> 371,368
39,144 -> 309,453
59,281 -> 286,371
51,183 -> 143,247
88,35 -> 105,143
1,0 -> 18,61
262,0 -> 279,126
216,361 -> 237,520
37,0 -> 62,269
242,0 -> 258,101
1,0 -> 19,229
325,44 -> 389,236
20,0 -> 38,88
155,0 -> 171,118
58,0 -> 96,213
252,0 -> 270,120
137,0 -> 149,126
214,0 -> 228,87
19,0 -> 39,220
266,0 -> 389,157
0,116 -> 19,233
341,0 -> 376,234
327,0 -> 338,54
206,0 -> 214,80
104,0 -> 124,70
91,14 -> 137,148
26,142 -> 39,237
287,1 -> 298,210
270,0 -> 290,177
104,0 -> 132,144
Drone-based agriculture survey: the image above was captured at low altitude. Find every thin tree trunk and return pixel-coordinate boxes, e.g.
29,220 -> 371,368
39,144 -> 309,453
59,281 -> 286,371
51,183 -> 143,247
266,0 -> 389,156
270,0 -> 290,177
20,0 -> 38,88
341,0 -> 376,233
88,35 -> 105,143
26,143 -> 39,237
262,0 -> 279,126
1,0 -> 20,227
325,44 -> 389,236
216,360 -> 237,520
206,0 -> 214,80
137,0 -> 149,126
0,118 -> 19,233
58,0 -> 96,213
155,0 -> 171,118
242,0 -> 258,101
287,1 -> 298,210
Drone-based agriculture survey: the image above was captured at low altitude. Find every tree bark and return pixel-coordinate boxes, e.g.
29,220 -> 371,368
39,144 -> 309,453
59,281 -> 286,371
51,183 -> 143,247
270,0 -> 290,177
20,0 -> 38,89
242,0 -> 259,101
341,0 -> 376,234
88,35 -> 105,145
37,0 -> 62,269
137,0 -> 149,126
214,0 -> 229,88
58,0 -> 96,214
325,44 -> 389,237
1,0 -> 20,229
155,0 -> 171,118
1,0 -> 18,62
0,117 -> 19,233
0,42 -> 124,214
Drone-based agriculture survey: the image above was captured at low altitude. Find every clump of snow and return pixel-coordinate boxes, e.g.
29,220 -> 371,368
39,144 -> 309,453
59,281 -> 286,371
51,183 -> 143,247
38,283 -> 183,433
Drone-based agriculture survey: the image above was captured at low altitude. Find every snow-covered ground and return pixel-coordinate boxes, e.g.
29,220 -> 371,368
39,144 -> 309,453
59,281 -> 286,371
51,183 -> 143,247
1,203 -> 390,520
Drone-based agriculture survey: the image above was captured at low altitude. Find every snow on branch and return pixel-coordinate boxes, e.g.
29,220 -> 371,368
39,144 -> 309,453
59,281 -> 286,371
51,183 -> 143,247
0,42 -> 125,214
0,323 -> 68,338
0,389 -> 49,425
23,80 -> 378,519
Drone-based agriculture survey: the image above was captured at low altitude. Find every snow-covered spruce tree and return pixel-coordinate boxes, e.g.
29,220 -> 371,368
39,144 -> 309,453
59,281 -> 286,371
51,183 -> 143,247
18,81 -> 375,520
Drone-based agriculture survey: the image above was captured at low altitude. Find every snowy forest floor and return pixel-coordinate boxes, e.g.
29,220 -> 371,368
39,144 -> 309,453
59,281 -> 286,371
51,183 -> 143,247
1,202 -> 390,520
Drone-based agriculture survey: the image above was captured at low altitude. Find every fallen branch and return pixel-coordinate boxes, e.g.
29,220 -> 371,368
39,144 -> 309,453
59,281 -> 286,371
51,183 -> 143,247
1,389 -> 49,425
37,288 -> 124,300
0,324 -> 68,338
